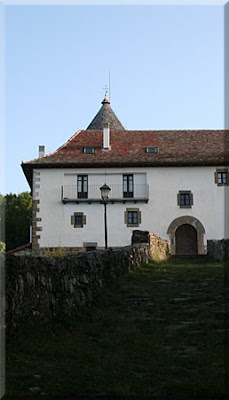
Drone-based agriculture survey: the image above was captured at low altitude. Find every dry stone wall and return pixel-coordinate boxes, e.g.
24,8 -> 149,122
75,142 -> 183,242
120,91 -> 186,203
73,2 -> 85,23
132,230 -> 170,261
6,244 -> 152,329
207,239 -> 229,261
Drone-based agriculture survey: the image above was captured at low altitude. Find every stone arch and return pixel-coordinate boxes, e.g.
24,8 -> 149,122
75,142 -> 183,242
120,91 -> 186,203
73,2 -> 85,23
167,216 -> 205,256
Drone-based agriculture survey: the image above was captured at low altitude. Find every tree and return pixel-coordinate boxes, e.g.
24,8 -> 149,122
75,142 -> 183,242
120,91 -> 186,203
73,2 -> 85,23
5,192 -> 32,251
0,193 -> 5,250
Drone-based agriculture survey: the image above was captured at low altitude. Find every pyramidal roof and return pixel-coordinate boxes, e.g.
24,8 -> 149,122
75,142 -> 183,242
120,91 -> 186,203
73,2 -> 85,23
86,96 -> 125,130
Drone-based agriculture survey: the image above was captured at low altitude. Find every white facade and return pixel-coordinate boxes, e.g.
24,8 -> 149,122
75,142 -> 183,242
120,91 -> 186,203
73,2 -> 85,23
225,1 -> 229,129
34,165 -> 228,252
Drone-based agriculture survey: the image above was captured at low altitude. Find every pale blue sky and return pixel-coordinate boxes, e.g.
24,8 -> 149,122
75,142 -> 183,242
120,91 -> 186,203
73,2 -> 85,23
5,4 -> 224,194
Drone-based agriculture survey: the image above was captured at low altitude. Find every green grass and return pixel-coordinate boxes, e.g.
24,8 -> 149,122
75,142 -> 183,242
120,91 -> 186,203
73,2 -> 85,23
6,259 -> 228,398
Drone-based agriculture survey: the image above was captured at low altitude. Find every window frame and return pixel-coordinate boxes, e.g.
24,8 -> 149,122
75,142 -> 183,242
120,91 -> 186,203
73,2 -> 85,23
145,146 -> 158,154
123,174 -> 134,198
83,147 -> 95,154
71,212 -> 86,228
215,169 -> 229,186
177,190 -> 193,209
124,208 -> 141,227
77,175 -> 88,199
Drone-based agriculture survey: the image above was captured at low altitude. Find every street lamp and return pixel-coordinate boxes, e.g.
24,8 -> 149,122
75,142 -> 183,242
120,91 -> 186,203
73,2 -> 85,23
100,183 -> 111,249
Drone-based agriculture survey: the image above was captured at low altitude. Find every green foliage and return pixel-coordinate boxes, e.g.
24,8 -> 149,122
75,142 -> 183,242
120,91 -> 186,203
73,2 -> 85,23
0,193 -> 5,243
43,247 -> 68,257
0,241 -> 5,252
5,192 -> 32,251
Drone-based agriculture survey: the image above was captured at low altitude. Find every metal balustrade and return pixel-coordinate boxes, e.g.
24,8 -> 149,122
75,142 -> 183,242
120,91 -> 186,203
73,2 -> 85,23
61,184 -> 149,203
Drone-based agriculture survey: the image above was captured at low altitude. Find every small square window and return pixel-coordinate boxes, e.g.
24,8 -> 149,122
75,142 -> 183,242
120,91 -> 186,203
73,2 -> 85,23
215,170 -> 229,186
177,191 -> 193,208
128,211 -> 138,225
145,147 -> 158,154
83,147 -> 95,154
71,212 -> 86,228
125,208 -> 141,227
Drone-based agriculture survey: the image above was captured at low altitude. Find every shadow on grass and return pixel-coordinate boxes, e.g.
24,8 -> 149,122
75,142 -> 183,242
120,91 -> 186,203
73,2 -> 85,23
6,258 -> 227,399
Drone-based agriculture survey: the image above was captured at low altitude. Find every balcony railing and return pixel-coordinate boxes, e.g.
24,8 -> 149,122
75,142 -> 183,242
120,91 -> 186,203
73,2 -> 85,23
62,184 -> 149,203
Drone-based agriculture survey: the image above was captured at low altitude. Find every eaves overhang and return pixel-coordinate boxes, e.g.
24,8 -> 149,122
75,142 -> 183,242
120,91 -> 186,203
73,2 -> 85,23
22,156 -> 229,191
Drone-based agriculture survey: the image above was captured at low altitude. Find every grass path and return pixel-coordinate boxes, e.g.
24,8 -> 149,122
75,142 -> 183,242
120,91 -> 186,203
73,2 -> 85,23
6,259 -> 228,398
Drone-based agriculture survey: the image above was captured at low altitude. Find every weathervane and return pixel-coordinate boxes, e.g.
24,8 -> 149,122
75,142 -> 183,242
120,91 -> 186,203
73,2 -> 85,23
103,84 -> 109,98
103,70 -> 111,100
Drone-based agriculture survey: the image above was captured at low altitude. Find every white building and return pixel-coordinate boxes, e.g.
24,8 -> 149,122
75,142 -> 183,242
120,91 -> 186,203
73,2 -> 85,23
225,1 -> 229,129
22,96 -> 229,256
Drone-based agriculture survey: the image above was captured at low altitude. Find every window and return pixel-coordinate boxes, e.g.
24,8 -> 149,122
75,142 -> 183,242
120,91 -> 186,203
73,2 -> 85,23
77,175 -> 88,198
128,211 -> 138,225
215,169 -> 229,186
71,212 -> 86,228
124,208 -> 141,227
75,215 -> 83,226
83,147 -> 95,154
123,174 -> 134,198
145,147 -> 158,154
177,191 -> 193,208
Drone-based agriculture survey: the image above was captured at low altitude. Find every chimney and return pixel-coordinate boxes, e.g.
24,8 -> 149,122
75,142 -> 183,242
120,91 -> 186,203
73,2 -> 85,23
38,145 -> 45,158
103,123 -> 111,150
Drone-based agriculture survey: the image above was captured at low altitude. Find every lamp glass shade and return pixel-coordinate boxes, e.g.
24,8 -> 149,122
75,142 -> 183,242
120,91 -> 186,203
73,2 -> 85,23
100,183 -> 111,200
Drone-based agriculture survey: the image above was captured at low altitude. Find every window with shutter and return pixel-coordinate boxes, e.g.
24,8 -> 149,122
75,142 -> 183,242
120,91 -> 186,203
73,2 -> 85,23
71,212 -> 86,228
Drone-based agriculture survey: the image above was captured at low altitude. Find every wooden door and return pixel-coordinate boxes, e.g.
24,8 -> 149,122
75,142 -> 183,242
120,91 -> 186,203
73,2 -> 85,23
175,224 -> 198,256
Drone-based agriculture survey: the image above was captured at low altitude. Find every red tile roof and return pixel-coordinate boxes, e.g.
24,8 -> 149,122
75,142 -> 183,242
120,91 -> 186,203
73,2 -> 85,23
22,129 -> 229,189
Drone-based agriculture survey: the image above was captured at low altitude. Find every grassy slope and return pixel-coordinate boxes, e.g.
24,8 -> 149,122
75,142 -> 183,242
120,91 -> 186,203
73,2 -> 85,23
6,259 -> 227,398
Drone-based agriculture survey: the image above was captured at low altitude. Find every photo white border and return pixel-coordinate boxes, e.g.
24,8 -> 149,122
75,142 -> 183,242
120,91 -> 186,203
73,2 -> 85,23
0,1 -> 228,399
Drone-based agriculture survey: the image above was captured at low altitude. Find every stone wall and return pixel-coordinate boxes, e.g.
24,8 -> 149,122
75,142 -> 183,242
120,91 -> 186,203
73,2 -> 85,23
207,239 -> 229,261
5,244 -> 152,329
0,253 -> 5,398
132,230 -> 170,261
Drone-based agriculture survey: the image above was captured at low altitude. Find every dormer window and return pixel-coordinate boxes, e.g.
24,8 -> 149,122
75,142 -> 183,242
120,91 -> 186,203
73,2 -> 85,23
83,147 -> 95,154
145,147 -> 158,154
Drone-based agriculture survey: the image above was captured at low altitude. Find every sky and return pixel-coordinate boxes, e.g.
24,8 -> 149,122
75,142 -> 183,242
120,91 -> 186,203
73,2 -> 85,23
4,3 -> 224,194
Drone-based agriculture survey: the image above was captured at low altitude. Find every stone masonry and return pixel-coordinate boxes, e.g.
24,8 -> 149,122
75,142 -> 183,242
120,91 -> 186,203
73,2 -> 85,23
132,230 -> 170,261
207,239 -> 229,261
6,244 -> 152,329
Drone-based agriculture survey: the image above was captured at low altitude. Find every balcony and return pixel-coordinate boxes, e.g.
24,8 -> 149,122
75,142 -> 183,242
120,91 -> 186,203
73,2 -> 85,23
61,184 -> 149,204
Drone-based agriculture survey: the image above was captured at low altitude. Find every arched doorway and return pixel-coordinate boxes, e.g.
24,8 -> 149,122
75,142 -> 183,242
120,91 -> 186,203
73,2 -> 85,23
167,216 -> 205,256
175,224 -> 197,256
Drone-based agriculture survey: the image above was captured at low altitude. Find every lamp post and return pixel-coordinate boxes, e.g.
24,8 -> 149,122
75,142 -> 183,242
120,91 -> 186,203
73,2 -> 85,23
100,183 -> 111,249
